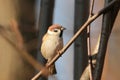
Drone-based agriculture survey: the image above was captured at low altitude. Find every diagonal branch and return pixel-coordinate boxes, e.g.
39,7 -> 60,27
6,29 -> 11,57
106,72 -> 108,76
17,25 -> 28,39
46,0 -> 118,68
0,26 -> 49,77
32,0 -> 119,79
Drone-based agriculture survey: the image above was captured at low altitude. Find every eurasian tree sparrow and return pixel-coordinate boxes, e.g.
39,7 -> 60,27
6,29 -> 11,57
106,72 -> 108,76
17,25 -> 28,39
41,24 -> 65,74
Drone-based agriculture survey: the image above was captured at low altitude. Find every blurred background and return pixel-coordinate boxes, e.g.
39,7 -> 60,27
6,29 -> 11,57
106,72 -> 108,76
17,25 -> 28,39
0,0 -> 119,80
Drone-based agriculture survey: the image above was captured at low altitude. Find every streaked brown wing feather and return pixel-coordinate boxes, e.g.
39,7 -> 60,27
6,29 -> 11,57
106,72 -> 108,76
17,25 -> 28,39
56,38 -> 63,52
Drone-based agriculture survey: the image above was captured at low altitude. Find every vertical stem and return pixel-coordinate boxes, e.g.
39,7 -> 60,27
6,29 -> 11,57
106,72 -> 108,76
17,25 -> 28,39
87,0 -> 95,80
87,25 -> 93,80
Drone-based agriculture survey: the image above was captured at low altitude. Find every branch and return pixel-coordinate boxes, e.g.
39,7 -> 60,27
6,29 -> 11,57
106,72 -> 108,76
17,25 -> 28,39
32,0 -> 119,79
80,53 -> 98,80
0,26 -> 49,77
9,19 -> 24,49
46,0 -> 118,68
89,0 -> 95,17
87,0 -> 95,80
80,35 -> 100,80
32,71 -> 43,80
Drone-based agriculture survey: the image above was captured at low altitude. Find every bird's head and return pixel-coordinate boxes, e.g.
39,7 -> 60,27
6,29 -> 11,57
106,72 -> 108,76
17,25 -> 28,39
47,24 -> 66,37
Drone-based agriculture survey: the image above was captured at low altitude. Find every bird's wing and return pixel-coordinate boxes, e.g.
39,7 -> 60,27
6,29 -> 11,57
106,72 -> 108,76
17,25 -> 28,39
56,38 -> 63,51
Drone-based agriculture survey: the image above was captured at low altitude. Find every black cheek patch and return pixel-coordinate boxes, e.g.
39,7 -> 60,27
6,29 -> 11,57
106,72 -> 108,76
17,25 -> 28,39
59,31 -> 63,37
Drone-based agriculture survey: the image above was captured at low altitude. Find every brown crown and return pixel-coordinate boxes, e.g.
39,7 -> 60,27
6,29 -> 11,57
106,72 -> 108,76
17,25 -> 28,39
48,24 -> 62,31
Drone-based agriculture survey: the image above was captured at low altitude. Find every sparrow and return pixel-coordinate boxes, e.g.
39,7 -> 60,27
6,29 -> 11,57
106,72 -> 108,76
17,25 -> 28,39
41,24 -> 66,75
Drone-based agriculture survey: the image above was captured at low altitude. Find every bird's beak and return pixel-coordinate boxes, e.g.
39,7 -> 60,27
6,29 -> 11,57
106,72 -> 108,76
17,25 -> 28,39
61,27 -> 66,30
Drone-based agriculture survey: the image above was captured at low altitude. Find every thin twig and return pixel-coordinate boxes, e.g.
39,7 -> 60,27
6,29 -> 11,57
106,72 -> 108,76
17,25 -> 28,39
80,34 -> 100,80
32,0 -> 118,79
32,67 -> 49,80
32,71 -> 43,80
89,0 -> 95,17
87,0 -> 95,80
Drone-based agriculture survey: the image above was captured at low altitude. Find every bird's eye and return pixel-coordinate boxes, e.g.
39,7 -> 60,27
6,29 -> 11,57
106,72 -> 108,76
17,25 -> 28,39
54,29 -> 58,32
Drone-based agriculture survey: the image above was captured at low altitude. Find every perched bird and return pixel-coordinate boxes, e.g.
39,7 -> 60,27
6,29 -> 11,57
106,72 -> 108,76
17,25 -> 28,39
41,24 -> 65,74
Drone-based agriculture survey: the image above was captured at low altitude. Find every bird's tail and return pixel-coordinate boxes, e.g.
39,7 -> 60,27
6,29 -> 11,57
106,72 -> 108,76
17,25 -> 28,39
49,64 -> 57,74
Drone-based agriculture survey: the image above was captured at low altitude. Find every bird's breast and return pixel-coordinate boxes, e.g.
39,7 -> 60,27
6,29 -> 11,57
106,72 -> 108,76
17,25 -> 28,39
41,36 -> 63,61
